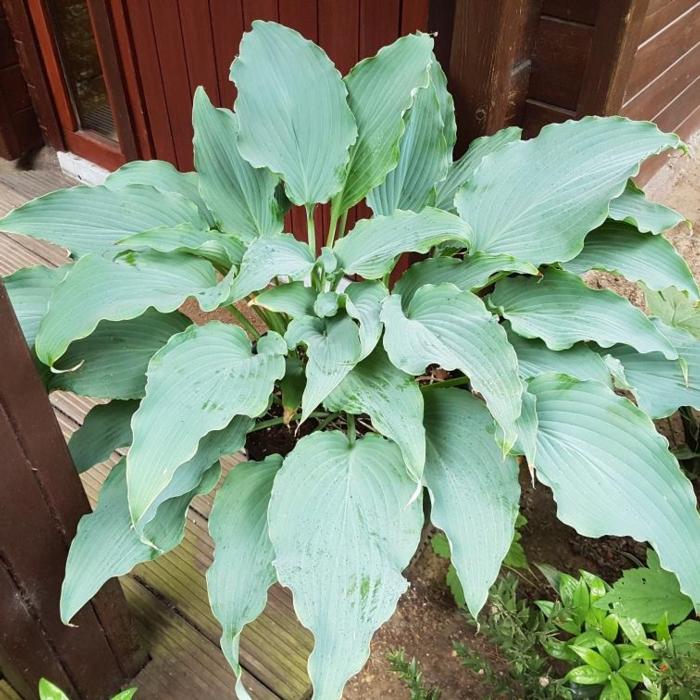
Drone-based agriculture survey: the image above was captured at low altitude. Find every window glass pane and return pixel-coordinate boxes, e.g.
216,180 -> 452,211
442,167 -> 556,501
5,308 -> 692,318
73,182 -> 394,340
46,0 -> 117,141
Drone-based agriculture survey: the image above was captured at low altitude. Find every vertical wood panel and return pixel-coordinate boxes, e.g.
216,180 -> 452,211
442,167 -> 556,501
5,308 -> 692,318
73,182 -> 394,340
576,0 -> 650,116
242,0 -> 278,25
448,0 -> 543,152
319,0 -> 359,74
124,0 -> 176,163
149,0 -> 194,169
401,0 -> 430,33
359,0 -> 401,58
178,0 -> 221,106
209,0 -> 244,107
110,0 -> 153,158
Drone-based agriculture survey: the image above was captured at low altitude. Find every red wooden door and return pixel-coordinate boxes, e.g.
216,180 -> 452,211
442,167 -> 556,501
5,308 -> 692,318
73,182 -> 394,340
25,0 -> 138,169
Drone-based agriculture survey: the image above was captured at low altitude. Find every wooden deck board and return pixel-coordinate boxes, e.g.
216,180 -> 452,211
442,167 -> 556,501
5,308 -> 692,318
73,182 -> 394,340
0,680 -> 22,700
0,156 -> 313,699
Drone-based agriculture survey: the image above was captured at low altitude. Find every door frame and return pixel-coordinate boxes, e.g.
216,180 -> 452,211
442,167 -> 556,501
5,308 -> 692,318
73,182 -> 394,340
25,0 -> 140,169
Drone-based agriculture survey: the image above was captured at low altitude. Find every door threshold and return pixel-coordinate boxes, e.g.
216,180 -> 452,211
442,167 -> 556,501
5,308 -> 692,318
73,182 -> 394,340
57,151 -> 110,186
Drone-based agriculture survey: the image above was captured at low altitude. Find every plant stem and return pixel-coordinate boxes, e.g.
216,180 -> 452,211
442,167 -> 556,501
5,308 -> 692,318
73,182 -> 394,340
228,304 -> 261,339
337,210 -> 348,239
316,412 -> 340,431
251,304 -> 287,335
346,413 -> 356,444
306,205 -> 316,255
250,416 -> 286,432
420,376 -> 470,391
326,209 -> 339,248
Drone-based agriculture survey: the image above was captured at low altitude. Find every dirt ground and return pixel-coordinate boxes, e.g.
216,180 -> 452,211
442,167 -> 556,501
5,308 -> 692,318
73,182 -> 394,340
344,135 -> 700,699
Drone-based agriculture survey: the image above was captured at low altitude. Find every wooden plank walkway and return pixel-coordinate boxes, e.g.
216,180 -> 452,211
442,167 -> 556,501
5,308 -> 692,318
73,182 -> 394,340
0,156 -> 313,700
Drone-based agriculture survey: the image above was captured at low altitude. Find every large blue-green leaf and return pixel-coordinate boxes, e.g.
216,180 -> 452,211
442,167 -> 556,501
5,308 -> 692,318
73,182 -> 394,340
434,126 -> 521,211
454,117 -> 683,265
105,158 -> 213,225
251,281 -> 316,319
268,432 -> 423,699
394,254 -> 538,306
193,87 -> 282,240
227,234 -> 314,303
605,319 -> 700,419
126,324 -> 286,525
325,346 -> 425,481
4,264 -> 70,346
333,208 -> 472,279
344,280 -> 387,359
367,59 -> 453,215
231,21 -> 357,206
35,252 -> 231,366
423,389 -> 520,615
381,283 -> 523,451
564,221 -> 698,297
527,373 -> 700,605
608,181 -> 685,234
490,268 -> 677,359
119,223 -> 245,271
333,33 -> 434,214
61,459 -> 219,624
207,455 -> 282,700
0,184 -> 205,257
135,415 -> 252,541
48,310 -> 191,400
505,325 -> 612,386
286,314 -> 362,421
68,400 -> 137,473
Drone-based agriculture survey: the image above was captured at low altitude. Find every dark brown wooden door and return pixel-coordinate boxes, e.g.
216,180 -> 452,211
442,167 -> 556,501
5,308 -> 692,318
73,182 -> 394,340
25,0 -> 138,169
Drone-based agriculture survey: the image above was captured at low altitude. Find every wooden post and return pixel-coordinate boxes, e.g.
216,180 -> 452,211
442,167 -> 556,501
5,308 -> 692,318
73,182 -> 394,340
0,282 -> 146,700
442,0 -> 542,153
576,0 -> 650,116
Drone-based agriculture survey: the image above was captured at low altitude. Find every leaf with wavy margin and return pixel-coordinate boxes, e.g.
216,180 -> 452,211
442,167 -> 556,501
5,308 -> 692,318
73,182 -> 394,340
49,310 -> 191,400
367,59 -> 453,214
207,455 -> 282,700
35,252 -> 230,366
564,221 -> 698,297
333,33 -> 433,214
325,346 -> 425,481
454,117 -> 683,265
231,21 -> 357,205
105,158 -> 213,225
334,208 -> 472,279
0,184 -> 205,257
268,432 -> 423,699
193,87 -> 283,239
609,181 -> 685,234
61,459 -> 219,624
490,268 -> 677,359
126,324 -> 285,525
394,254 -> 537,305
434,126 -> 521,211
423,388 -> 520,615
527,373 -> 700,606
381,283 -> 523,451
68,400 -> 137,473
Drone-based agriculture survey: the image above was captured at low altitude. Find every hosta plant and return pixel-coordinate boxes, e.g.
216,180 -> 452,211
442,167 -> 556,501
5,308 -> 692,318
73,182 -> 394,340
2,21 -> 700,700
